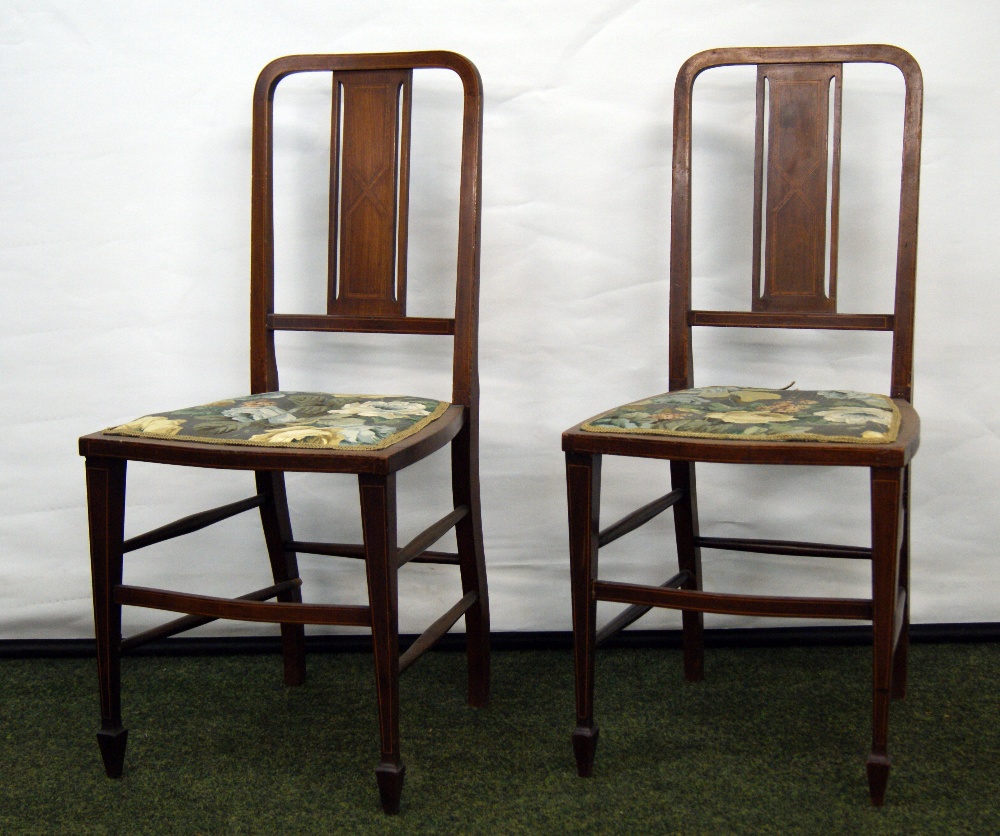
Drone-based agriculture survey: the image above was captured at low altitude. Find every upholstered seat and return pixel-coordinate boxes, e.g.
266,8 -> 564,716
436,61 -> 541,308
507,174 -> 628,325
105,393 -> 449,450
581,387 -> 900,444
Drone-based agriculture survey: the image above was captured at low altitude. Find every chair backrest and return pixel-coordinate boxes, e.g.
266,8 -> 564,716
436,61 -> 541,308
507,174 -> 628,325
249,52 -> 484,408
668,45 -> 922,401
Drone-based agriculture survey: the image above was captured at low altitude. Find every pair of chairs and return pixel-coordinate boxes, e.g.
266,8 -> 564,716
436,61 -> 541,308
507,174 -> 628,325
80,45 -> 922,812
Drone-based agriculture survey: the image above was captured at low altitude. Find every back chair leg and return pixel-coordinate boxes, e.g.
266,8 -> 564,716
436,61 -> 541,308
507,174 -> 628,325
891,465 -> 912,700
451,423 -> 491,707
670,461 -> 705,682
566,451 -> 602,777
85,457 -> 129,777
867,466 -> 905,806
359,473 -> 405,814
256,471 -> 306,686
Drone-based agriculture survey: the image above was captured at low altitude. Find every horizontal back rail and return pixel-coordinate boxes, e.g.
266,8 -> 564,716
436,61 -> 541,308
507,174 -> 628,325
268,313 -> 455,335
689,311 -> 893,331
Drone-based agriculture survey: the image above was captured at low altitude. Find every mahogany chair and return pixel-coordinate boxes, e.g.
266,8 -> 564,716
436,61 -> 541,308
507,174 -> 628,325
79,51 -> 489,815
564,45 -> 922,805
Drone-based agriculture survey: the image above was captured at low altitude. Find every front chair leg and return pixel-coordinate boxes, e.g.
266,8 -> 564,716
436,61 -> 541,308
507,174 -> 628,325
566,451 -> 602,777
359,473 -> 405,814
86,456 -> 129,777
867,466 -> 905,806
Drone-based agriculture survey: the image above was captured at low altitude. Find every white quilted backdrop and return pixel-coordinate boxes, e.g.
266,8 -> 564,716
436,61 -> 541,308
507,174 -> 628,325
2,0 -> 997,638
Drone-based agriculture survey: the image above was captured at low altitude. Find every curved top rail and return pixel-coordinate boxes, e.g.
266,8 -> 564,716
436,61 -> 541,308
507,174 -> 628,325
676,44 -> 921,88
254,50 -> 483,103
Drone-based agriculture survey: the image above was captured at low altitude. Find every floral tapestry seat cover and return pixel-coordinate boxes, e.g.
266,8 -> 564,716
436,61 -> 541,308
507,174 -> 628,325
104,392 -> 450,451
581,387 -> 900,444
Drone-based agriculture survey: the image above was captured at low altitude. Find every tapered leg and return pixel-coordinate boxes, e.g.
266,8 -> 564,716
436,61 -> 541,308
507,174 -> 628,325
359,473 -> 404,814
867,466 -> 904,806
669,460 -> 704,682
451,417 -> 491,707
256,470 -> 306,686
566,451 -> 602,776
891,464 -> 912,700
85,456 -> 129,778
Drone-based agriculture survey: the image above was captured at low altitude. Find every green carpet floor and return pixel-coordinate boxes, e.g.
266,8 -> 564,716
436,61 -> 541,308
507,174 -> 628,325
1,642 -> 998,833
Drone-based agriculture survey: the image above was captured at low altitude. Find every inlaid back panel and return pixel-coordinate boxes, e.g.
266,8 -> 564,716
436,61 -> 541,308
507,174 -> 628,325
328,69 -> 413,317
752,63 -> 842,313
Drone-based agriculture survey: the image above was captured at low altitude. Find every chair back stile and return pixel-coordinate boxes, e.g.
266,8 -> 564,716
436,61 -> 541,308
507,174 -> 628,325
668,45 -> 922,401
248,52 -> 484,409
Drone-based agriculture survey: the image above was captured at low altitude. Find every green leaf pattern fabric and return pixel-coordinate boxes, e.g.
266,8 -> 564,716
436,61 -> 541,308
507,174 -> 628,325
105,392 -> 449,451
581,387 -> 900,443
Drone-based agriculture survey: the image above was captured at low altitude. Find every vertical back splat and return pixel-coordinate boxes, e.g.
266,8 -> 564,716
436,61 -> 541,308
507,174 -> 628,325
752,63 -> 842,313
328,69 -> 413,317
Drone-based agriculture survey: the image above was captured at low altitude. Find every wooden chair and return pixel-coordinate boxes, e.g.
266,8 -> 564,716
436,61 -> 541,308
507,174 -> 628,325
563,45 -> 921,805
79,51 -> 489,815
